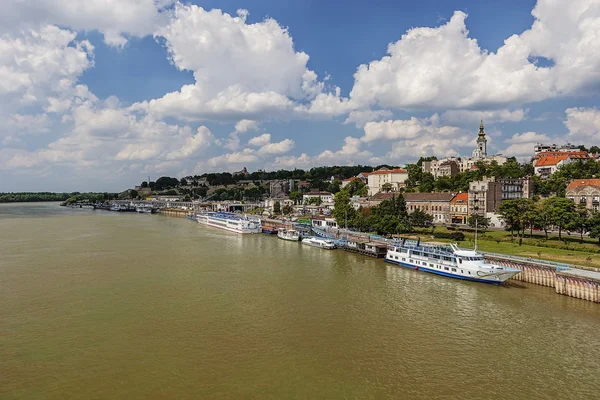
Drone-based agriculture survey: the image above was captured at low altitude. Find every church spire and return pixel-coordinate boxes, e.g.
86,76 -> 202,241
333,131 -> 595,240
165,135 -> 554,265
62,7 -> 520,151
479,119 -> 485,138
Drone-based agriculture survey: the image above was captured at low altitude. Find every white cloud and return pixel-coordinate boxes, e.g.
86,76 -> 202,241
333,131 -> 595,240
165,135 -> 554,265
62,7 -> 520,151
441,109 -> 528,125
138,4 -> 335,122
220,119 -> 260,151
248,133 -> 271,147
2,0 -> 173,47
502,131 -> 553,158
349,1 -> 600,110
344,109 -> 393,128
565,107 -> 600,140
362,115 -> 461,143
0,25 -> 94,113
257,138 -> 295,155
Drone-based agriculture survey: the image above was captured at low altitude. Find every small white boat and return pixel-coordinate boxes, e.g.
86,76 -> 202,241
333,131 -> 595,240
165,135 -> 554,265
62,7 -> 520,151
302,237 -> 336,249
277,229 -> 301,241
136,206 -> 154,214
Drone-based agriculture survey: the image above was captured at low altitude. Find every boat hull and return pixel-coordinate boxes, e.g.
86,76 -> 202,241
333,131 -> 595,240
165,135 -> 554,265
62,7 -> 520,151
384,258 -> 518,284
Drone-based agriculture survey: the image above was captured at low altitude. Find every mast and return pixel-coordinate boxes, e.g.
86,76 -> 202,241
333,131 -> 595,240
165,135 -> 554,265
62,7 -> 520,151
474,216 -> 478,251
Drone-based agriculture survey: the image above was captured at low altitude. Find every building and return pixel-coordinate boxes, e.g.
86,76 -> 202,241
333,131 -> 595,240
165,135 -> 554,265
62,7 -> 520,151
500,177 -> 533,200
303,191 -> 334,204
450,193 -> 469,224
533,151 -> 589,178
341,172 -> 369,188
566,179 -> 600,214
233,167 -> 248,176
422,121 -> 507,176
366,168 -> 408,195
269,180 -> 291,198
265,197 -> 294,212
468,177 -> 501,216
438,160 -> 460,177
534,143 -> 580,156
403,192 -> 454,223
468,177 -> 533,216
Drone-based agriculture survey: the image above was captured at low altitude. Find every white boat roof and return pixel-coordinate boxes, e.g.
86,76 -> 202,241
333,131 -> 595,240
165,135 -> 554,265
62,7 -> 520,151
454,250 -> 479,257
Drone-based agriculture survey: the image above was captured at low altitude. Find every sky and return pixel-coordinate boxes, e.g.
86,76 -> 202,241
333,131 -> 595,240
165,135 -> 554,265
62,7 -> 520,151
1,0 -> 599,192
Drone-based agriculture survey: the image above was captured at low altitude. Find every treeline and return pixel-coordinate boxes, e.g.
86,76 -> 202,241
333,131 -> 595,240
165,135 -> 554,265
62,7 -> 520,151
498,197 -> 600,245
0,192 -> 118,203
185,165 -> 379,187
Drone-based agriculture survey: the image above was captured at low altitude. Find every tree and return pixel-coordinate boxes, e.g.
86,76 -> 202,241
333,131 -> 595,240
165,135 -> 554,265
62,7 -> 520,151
332,189 -> 357,229
327,179 -> 341,194
129,189 -> 139,199
282,204 -> 293,215
569,204 -> 590,243
468,214 -> 490,232
346,179 -> 368,197
141,181 -> 148,188
589,145 -> 600,154
273,201 -> 281,214
498,198 -> 536,244
587,213 -> 600,244
535,199 -> 553,240
381,182 -> 393,193
410,209 -> 433,227
180,178 -> 188,187
196,187 -> 208,198
545,197 -> 577,240
370,194 -> 411,235
307,196 -> 322,206
418,173 -> 435,193
289,191 -> 302,205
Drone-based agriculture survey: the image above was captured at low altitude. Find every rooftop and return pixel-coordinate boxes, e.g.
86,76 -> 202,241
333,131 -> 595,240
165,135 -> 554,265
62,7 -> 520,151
567,179 -> 600,191
451,192 -> 468,203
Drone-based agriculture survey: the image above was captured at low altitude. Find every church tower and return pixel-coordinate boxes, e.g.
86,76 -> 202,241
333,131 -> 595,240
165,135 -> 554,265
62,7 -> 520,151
476,119 -> 487,158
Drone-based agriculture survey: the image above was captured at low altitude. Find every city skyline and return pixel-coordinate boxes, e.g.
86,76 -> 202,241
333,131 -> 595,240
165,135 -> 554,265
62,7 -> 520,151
1,0 -> 599,192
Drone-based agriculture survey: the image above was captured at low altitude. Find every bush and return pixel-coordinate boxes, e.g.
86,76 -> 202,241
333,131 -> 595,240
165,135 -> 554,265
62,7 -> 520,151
432,232 -> 465,241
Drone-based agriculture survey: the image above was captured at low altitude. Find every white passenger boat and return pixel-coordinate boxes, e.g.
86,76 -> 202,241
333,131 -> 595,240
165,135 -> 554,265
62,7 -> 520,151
301,237 -> 336,249
196,212 -> 261,234
385,239 -> 520,284
136,206 -> 154,214
110,204 -> 120,211
277,229 -> 301,241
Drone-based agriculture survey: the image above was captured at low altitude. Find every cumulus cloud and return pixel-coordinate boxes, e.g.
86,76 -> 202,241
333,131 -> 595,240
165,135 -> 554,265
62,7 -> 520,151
565,107 -> 600,140
248,133 -> 271,147
349,1 -> 600,110
502,131 -> 554,158
344,109 -> 393,128
2,0 -> 173,47
441,109 -> 528,125
136,4 -> 338,122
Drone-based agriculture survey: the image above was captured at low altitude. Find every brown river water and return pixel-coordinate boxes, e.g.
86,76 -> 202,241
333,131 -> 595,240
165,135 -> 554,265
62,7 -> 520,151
1,202 -> 599,399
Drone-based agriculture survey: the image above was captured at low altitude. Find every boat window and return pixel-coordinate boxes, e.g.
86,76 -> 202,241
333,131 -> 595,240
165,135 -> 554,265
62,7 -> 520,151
459,259 -> 462,264
444,267 -> 449,271
430,263 -> 434,267
452,268 -> 456,272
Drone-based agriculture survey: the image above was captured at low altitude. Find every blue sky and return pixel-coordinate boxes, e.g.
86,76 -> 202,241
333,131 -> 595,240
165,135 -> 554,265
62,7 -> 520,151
1,0 -> 599,191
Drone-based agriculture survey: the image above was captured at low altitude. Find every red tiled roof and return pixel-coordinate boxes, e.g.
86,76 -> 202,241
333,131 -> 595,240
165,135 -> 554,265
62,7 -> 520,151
535,154 -> 569,167
358,172 -> 369,177
567,179 -> 600,191
471,165 -> 478,170
342,177 -> 357,182
534,151 -> 589,160
369,168 -> 407,175
451,192 -> 468,203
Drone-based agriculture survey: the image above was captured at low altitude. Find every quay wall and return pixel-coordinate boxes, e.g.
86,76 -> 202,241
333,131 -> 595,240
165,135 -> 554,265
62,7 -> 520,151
160,208 -> 187,218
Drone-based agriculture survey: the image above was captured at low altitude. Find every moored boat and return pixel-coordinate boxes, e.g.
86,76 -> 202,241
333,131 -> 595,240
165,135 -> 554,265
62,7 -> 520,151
197,212 -> 261,234
277,229 -> 301,241
301,237 -> 336,249
385,239 -> 520,284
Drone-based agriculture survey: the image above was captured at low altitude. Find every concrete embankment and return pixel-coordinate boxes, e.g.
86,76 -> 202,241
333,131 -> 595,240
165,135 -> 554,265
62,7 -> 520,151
479,253 -> 600,302
159,208 -> 187,218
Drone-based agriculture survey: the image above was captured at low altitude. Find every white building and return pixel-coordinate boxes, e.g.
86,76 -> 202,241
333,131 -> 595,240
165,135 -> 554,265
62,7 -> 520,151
366,168 -> 408,196
302,192 -> 334,204
533,151 -> 589,178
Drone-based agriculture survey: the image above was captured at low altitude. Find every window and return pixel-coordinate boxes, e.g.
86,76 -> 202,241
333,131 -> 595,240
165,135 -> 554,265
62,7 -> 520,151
580,196 -> 587,204
452,268 -> 457,272
444,267 -> 449,271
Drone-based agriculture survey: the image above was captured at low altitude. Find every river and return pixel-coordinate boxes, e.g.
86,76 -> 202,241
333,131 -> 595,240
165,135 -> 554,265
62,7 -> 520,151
1,202 -> 599,399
